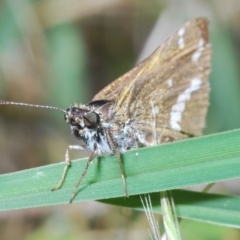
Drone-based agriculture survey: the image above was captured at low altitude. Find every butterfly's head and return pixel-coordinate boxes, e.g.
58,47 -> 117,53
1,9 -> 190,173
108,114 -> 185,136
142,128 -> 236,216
65,105 -> 100,139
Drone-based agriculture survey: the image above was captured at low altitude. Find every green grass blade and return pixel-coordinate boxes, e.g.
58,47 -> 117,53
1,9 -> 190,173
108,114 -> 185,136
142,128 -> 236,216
0,129 -> 240,224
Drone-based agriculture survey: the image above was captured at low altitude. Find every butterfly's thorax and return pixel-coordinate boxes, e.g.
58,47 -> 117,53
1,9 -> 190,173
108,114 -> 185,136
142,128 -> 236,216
64,101 -> 141,155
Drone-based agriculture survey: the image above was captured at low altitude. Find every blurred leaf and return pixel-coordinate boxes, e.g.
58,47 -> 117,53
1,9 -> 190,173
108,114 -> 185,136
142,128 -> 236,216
47,23 -> 88,108
0,3 -> 20,50
0,2 -> 20,95
206,24 -> 240,134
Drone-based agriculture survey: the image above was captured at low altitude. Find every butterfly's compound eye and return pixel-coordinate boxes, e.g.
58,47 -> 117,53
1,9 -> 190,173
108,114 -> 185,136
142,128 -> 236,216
84,112 -> 100,129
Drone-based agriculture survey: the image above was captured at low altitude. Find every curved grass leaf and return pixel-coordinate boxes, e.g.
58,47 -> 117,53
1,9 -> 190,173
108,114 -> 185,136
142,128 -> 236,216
1,129 -> 240,227
103,190 -> 240,229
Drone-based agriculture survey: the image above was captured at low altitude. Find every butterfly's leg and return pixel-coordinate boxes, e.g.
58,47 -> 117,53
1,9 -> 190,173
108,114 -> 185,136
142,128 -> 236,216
105,129 -> 128,197
70,146 -> 98,203
51,145 -> 87,192
115,150 -> 128,197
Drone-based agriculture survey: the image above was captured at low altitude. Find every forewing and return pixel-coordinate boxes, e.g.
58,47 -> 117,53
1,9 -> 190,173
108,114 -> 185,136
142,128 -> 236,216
126,18 -> 211,137
93,18 -> 211,138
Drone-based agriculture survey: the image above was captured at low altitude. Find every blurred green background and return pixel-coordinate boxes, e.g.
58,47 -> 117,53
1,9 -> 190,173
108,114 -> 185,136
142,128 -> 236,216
0,0 -> 240,239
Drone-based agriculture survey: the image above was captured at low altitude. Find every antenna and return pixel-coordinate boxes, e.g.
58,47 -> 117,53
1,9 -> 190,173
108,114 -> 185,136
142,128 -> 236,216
0,100 -> 66,113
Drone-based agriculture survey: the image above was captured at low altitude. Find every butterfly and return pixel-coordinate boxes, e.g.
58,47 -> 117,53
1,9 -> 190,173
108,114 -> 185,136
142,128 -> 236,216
0,18 -> 211,203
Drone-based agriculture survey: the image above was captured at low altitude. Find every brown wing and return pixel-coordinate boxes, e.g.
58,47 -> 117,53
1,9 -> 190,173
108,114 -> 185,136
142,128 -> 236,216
116,18 -> 211,138
94,18 -> 211,138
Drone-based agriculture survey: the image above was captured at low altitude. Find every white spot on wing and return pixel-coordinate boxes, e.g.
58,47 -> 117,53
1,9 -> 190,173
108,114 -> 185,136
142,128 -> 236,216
171,112 -> 182,130
178,28 -> 185,36
178,38 -> 185,49
192,51 -> 202,62
171,102 -> 185,112
170,77 -> 202,131
178,27 -> 185,49
192,39 -> 205,62
167,79 -> 173,87
198,39 -> 204,47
